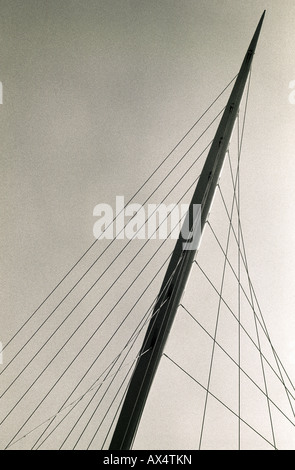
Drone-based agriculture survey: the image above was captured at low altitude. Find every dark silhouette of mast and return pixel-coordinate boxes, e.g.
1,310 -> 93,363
109,11 -> 265,450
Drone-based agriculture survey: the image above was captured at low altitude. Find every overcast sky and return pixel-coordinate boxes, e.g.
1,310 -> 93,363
1,0 -> 295,450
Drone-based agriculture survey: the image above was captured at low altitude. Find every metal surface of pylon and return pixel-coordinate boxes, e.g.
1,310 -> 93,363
109,11 -> 266,450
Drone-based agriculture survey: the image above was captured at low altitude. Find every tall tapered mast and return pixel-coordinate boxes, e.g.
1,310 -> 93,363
109,11 -> 265,450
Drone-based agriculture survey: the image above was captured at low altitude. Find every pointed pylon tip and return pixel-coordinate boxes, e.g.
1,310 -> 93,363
259,10 -> 266,28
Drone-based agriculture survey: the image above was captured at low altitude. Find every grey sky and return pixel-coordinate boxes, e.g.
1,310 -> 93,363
1,0 -> 295,449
